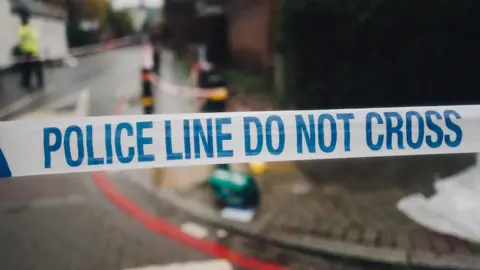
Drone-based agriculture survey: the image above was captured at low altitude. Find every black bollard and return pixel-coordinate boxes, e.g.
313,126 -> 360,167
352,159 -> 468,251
198,65 -> 229,168
199,64 -> 261,209
141,68 -> 154,114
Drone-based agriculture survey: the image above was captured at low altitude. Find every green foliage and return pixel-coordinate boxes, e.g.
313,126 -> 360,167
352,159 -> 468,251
84,0 -> 108,25
173,55 -> 267,94
106,7 -> 134,38
277,0 -> 480,110
224,69 -> 268,94
174,53 -> 191,79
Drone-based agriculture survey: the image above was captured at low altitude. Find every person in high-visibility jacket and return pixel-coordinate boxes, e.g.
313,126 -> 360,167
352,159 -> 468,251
18,12 -> 44,90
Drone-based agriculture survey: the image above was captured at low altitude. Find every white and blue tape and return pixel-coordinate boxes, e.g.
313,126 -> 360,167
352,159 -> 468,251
0,105 -> 475,178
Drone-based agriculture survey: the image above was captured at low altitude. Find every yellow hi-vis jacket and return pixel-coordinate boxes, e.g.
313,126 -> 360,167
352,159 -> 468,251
18,24 -> 39,56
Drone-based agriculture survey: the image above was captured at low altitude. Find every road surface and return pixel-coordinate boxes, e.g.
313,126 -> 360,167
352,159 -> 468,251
0,47 -> 141,119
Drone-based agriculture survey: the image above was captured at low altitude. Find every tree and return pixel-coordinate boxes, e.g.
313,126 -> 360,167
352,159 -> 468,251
106,6 -> 134,38
65,0 -> 119,47
41,0 -> 64,8
84,0 -> 109,25
277,0 -> 480,110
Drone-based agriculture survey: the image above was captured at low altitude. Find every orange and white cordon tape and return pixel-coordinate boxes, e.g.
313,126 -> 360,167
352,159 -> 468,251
12,35 -> 138,65
141,43 -> 229,102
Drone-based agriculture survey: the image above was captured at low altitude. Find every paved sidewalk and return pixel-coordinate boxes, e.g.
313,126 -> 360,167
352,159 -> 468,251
106,169 -> 401,270
176,156 -> 480,265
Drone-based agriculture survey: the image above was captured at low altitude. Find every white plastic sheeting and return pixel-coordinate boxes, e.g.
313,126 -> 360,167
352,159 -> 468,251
398,153 -> 480,243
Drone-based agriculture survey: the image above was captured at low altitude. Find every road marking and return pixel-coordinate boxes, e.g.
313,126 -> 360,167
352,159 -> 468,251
123,259 -> 233,270
0,94 -> 35,119
0,194 -> 90,213
29,194 -> 88,208
14,88 -> 90,120
180,222 -> 209,239
43,88 -> 88,111
64,56 -> 79,68
0,86 -> 55,119
74,89 -> 90,116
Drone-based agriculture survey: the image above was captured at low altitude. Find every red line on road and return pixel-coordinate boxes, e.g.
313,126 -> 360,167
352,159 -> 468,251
91,171 -> 288,270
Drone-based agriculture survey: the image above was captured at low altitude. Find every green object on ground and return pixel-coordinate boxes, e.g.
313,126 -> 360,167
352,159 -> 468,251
208,164 -> 260,209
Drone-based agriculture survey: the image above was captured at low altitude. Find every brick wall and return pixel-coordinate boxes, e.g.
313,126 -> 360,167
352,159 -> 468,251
227,0 -> 274,72
164,0 -> 196,50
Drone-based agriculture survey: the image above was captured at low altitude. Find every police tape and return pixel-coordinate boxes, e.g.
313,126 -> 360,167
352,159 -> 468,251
12,35 -> 138,65
140,44 -> 227,101
0,104 -> 473,178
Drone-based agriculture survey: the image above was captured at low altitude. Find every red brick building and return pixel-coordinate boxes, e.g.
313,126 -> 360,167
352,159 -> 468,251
226,0 -> 276,72
164,0 -> 276,72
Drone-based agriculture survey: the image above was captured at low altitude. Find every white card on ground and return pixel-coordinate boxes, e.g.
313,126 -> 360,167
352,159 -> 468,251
180,222 -> 209,239
220,207 -> 255,223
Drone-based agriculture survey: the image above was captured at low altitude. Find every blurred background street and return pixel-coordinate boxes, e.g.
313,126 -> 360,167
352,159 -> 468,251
1,0 -> 480,269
